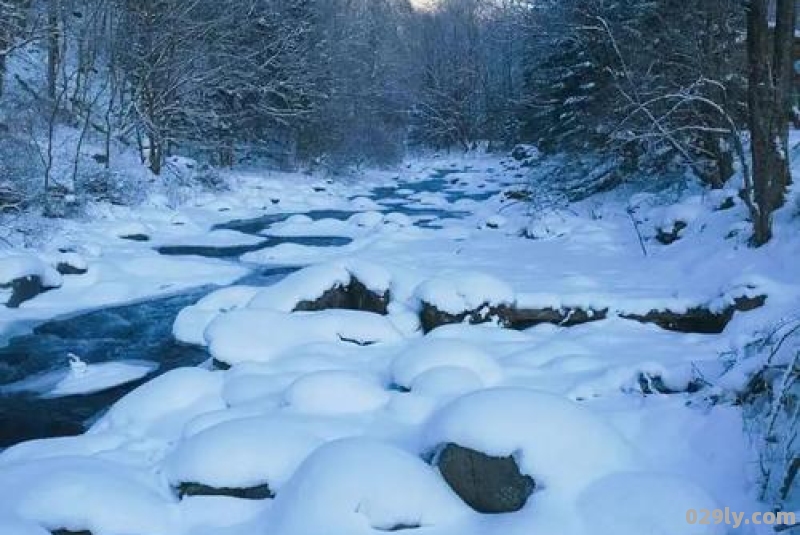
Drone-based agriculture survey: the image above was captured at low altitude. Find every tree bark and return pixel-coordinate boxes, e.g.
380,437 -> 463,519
47,0 -> 60,100
747,0 -> 796,246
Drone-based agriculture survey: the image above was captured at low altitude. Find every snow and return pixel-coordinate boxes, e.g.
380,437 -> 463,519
391,338 -> 503,389
1,151 -> 797,535
91,367 -> 226,440
267,438 -> 473,535
165,416 -> 323,492
283,370 -> 391,414
173,285 -> 261,345
0,254 -> 62,287
0,457 -> 175,535
578,472 -> 724,535
414,271 -> 515,314
206,309 -> 402,366
423,388 -> 640,497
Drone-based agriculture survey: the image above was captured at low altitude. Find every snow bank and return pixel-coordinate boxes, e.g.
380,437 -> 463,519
268,438 -> 472,534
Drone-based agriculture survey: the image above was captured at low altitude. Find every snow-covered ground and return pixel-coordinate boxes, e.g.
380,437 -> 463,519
0,151 -> 798,534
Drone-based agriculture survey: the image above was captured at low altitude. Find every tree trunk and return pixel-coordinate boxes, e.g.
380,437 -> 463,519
746,0 -> 796,246
47,0 -> 60,100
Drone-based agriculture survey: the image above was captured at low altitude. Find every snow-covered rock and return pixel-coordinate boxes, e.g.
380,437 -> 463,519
206,308 -> 403,366
165,416 -> 322,497
268,438 -> 473,534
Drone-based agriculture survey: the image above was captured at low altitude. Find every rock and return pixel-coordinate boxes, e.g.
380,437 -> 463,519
621,295 -> 766,334
655,220 -> 687,245
52,531 -> 92,535
119,233 -> 150,242
503,189 -> 532,202
510,144 -> 538,162
508,306 -> 608,329
56,262 -> 87,275
176,482 -> 273,500
435,443 -> 535,514
636,372 -> 704,395
294,278 -> 390,315
419,302 -> 511,333
1,275 -> 58,308
420,301 -> 607,333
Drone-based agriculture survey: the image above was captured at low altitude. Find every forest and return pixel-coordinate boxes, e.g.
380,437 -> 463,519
0,0 -> 794,242
0,2 -> 799,535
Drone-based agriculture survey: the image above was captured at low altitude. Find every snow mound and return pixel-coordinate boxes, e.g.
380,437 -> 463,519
0,254 -> 62,287
92,367 -> 225,439
578,472 -> 723,535
423,388 -> 639,498
409,366 -> 485,400
173,285 -> 261,345
283,370 -> 391,414
391,338 -> 503,389
165,416 -> 323,492
414,270 -> 515,314
268,438 -> 472,534
247,260 -> 392,312
206,309 -> 402,366
0,457 -> 174,535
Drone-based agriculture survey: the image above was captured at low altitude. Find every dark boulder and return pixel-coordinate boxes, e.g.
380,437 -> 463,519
434,443 -> 535,514
655,221 -> 687,245
52,531 -> 92,535
621,294 -> 766,334
56,261 -> 88,276
176,482 -> 273,500
1,275 -> 58,308
419,302 -> 511,333
508,306 -> 608,330
636,372 -> 705,395
419,301 -> 606,333
119,233 -> 150,242
294,278 -> 389,315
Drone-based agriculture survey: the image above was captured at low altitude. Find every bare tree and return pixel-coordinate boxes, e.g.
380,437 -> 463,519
745,0 -> 796,245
